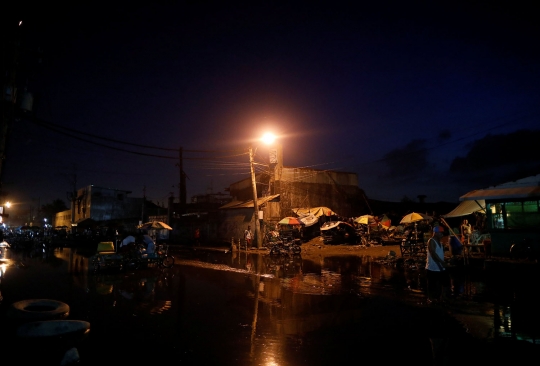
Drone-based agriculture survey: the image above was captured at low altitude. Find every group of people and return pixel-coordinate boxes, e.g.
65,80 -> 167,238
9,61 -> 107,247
425,218 -> 478,304
242,218 -> 465,305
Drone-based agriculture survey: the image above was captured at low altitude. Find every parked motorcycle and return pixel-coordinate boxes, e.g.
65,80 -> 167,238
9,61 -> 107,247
130,243 -> 175,269
91,242 -> 174,273
269,237 -> 301,255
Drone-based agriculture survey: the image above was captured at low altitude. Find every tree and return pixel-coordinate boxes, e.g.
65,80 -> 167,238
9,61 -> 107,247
401,195 -> 414,203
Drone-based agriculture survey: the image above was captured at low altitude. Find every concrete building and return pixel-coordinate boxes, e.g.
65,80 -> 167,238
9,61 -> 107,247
218,163 -> 370,246
458,174 -> 540,256
54,185 -> 151,234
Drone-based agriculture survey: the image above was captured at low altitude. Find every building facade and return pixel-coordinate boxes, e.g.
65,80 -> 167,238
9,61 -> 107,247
220,165 -> 370,245
54,185 -> 146,233
460,174 -> 540,256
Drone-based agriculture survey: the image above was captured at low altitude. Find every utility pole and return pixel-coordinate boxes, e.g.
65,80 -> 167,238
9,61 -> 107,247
1,21 -> 21,190
1,20 -> 36,194
249,146 -> 262,249
175,147 -> 188,215
178,147 -> 183,207
66,166 -> 77,234
178,147 -> 186,214
141,185 -> 146,223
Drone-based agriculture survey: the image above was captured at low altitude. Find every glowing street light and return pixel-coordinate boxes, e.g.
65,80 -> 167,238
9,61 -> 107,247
261,132 -> 276,145
249,132 -> 279,249
261,133 -> 282,197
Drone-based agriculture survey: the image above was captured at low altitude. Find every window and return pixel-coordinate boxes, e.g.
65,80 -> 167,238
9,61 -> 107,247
488,200 -> 540,230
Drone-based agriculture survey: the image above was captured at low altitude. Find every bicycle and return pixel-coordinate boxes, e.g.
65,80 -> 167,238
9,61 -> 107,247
269,236 -> 301,255
263,230 -> 280,247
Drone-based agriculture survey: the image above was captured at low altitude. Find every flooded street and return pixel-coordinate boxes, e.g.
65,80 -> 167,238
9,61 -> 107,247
0,245 -> 538,365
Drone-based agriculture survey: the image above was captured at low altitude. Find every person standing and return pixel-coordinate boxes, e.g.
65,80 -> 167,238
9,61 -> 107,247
244,225 -> 253,248
119,233 -> 136,253
426,225 -> 448,304
194,227 -> 200,246
142,232 -> 155,254
460,219 -> 472,244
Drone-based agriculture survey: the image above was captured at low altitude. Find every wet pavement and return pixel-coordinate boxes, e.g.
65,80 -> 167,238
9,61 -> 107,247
0,243 -> 538,365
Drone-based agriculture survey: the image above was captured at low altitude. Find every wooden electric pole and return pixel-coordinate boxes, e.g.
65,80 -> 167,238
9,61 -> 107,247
178,147 -> 186,214
249,146 -> 262,249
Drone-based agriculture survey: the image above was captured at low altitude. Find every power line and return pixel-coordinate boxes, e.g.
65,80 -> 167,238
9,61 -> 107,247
31,117 -> 243,155
31,117 -> 178,160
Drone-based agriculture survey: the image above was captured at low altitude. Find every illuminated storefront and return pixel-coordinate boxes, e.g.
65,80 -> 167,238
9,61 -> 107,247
460,175 -> 540,256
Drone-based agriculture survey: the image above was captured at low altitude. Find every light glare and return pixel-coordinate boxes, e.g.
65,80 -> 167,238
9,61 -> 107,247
261,133 -> 276,145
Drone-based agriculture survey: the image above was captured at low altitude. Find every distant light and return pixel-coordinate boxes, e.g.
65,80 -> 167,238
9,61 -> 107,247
261,133 -> 276,145
5,202 -> 11,208
19,21 -> 22,26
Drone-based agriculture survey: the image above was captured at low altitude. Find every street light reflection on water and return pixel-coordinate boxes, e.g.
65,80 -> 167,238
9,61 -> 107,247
0,246 -> 538,365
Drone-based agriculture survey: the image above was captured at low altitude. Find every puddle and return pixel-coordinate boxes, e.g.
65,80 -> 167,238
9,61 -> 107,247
0,245 -> 538,365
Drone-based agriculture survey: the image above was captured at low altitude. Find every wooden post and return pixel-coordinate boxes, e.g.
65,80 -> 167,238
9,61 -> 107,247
249,147 -> 262,249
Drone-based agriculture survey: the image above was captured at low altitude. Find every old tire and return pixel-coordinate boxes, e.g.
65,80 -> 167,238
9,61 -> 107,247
161,255 -> 175,268
9,299 -> 70,322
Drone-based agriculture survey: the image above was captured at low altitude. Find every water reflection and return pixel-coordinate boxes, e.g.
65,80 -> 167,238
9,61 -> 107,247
176,248 -> 539,345
0,245 -> 538,365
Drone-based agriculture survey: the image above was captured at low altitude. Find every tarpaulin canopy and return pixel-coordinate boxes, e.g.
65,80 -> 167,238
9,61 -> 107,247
320,221 -> 354,231
137,221 -> 173,230
292,207 -> 338,218
299,214 -> 319,227
442,200 -> 486,218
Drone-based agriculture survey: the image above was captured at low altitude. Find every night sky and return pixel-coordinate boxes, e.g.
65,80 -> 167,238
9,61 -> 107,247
3,1 -> 540,213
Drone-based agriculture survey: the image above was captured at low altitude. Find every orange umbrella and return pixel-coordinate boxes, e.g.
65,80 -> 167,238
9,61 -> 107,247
278,217 -> 303,225
380,214 -> 392,228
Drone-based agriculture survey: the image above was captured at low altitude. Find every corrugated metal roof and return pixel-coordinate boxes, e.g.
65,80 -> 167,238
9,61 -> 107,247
219,194 -> 280,209
75,217 -> 97,225
460,187 -> 540,201
460,174 -> 540,201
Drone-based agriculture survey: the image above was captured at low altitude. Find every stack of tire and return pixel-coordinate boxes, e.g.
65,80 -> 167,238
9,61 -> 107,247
5,299 -> 90,365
